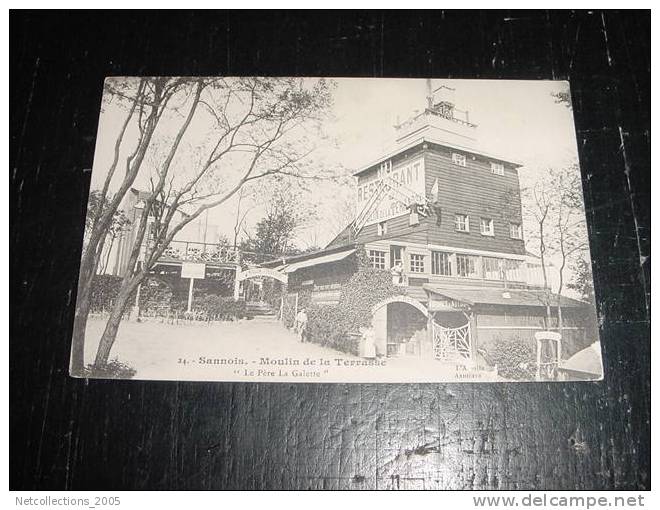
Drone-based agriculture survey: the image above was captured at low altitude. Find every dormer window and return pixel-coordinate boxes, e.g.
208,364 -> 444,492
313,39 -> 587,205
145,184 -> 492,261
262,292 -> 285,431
490,162 -> 504,176
377,221 -> 387,236
452,153 -> 467,167
378,160 -> 392,176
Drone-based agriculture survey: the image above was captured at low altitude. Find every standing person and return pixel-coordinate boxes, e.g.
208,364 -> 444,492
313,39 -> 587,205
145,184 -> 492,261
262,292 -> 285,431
295,308 -> 308,342
391,260 -> 404,285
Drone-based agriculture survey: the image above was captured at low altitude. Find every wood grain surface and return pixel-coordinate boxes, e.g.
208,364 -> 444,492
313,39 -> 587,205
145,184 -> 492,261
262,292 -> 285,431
10,10 -> 650,490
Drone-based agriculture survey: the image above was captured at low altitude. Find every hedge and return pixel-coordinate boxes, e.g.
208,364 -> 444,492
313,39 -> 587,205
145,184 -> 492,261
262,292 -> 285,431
482,334 -> 536,380
90,274 -> 245,320
89,274 -> 124,312
305,305 -> 359,355
82,358 -> 137,379
195,294 -> 246,321
304,261 -> 399,355
138,277 -> 174,313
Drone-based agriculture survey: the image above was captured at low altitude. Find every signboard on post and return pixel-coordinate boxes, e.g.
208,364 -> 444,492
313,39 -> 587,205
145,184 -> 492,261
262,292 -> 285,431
181,263 -> 206,313
181,262 -> 206,279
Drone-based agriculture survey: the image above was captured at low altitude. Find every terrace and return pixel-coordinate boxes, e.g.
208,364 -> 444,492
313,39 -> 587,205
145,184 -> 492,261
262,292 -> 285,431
159,240 -> 241,265
155,240 -> 276,267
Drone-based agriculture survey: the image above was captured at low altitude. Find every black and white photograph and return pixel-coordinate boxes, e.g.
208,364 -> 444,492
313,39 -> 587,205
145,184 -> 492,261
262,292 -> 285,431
11,8 -> 650,496
70,77 -> 603,383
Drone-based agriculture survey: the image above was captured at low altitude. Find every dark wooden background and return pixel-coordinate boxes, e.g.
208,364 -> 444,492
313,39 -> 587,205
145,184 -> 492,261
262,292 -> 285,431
10,11 -> 650,490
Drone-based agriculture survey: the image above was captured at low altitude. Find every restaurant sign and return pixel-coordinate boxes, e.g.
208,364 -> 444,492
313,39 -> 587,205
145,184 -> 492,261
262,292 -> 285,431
356,157 -> 426,226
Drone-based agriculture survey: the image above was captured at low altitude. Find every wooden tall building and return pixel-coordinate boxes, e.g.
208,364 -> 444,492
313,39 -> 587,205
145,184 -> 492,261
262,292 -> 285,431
264,86 -> 594,365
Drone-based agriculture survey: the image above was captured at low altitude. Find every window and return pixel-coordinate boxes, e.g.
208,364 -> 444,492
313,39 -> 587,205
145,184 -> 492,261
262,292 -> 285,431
390,245 -> 403,268
431,251 -> 452,276
379,160 -> 392,174
490,162 -> 505,176
480,217 -> 494,236
504,259 -> 524,282
455,214 -> 470,232
456,254 -> 480,278
409,253 -> 425,273
510,223 -> 523,239
452,153 -> 467,167
526,263 -> 544,286
483,257 -> 503,280
377,221 -> 387,236
369,250 -> 386,269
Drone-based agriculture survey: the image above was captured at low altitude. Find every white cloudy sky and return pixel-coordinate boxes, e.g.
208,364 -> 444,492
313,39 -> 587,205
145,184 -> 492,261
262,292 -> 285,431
91,78 -> 581,249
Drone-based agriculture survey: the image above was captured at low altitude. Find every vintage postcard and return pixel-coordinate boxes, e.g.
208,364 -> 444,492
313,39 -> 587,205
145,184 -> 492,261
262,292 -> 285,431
70,77 -> 603,383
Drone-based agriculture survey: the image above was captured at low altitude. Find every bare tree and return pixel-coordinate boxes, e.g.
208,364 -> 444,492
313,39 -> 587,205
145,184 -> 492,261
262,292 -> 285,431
523,165 -> 589,337
552,166 -> 589,336
524,176 -> 554,327
232,186 -> 259,248
71,77 -> 193,374
90,77 -> 335,368
241,180 -> 318,257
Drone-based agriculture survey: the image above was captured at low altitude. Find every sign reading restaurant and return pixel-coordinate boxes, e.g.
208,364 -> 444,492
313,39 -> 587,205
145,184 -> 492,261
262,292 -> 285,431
356,157 -> 426,226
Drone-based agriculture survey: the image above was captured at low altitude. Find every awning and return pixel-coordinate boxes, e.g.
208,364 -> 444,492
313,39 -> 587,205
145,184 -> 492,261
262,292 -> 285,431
559,343 -> 603,376
281,249 -> 356,274
424,285 -> 587,308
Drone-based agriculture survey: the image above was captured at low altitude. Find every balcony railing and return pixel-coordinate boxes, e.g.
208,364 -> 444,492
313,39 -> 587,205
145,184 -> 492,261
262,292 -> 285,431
160,240 -> 241,264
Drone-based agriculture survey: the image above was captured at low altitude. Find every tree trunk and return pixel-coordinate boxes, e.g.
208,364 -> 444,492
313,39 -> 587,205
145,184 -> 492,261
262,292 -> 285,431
69,238 -> 105,374
538,219 -> 552,329
93,305 -> 124,367
70,282 -> 91,375
93,281 -> 138,367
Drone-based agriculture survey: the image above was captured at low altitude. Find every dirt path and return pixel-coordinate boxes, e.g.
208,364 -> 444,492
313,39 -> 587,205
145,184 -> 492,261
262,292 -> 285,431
84,317 -> 358,380
83,317 -> 499,382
